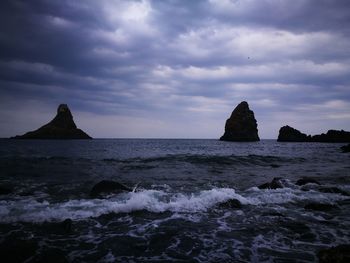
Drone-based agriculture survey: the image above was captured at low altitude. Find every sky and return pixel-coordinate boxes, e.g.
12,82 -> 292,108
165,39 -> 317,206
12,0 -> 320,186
0,0 -> 349,139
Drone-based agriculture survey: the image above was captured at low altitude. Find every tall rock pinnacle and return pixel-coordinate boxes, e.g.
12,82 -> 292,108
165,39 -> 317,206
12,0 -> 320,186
220,101 -> 260,142
12,104 -> 92,139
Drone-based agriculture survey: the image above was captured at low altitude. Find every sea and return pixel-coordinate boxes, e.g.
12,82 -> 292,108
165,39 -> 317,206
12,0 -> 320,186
0,139 -> 349,262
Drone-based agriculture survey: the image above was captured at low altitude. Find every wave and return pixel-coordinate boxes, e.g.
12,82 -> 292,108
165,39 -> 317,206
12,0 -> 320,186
0,186 -> 346,223
0,154 -> 305,167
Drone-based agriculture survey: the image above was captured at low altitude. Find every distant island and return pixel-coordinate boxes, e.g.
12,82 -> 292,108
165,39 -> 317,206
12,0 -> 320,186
11,104 -> 92,139
220,101 -> 260,142
278,125 -> 350,143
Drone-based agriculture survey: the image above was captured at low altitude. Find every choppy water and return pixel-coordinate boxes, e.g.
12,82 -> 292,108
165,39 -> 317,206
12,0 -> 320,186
0,139 -> 349,262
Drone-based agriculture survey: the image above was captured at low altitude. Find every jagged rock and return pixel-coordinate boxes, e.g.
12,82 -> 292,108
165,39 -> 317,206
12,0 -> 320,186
277,125 -> 309,142
12,104 -> 91,139
90,180 -> 132,198
217,199 -> 242,209
277,126 -> 350,143
296,178 -> 321,186
341,144 -> 350,153
318,244 -> 350,263
258,177 -> 284,189
304,203 -> 338,211
220,101 -> 259,142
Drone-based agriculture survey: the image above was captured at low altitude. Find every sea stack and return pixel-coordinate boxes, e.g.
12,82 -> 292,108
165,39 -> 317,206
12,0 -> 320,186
12,104 -> 92,139
220,101 -> 260,141
277,126 -> 309,142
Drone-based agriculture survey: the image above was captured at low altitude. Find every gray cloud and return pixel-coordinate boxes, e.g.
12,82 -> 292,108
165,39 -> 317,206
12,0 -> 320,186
0,0 -> 349,138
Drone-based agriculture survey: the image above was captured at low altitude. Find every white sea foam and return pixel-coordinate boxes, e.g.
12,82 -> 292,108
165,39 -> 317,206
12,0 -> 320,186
0,188 -> 246,223
0,186 -> 346,223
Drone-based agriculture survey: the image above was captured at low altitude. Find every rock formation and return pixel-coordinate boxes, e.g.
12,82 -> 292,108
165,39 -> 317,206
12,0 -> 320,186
277,125 -> 350,143
277,126 -> 309,142
12,104 -> 92,139
220,101 -> 260,141
90,180 -> 132,198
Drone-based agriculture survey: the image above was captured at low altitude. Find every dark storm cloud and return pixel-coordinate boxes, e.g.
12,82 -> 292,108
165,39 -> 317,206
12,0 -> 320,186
0,0 -> 349,138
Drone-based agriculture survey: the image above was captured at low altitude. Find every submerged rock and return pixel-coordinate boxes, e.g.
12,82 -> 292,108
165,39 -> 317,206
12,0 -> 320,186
217,199 -> 242,209
90,180 -> 132,198
296,178 -> 321,186
258,177 -> 284,190
318,244 -> 350,263
12,104 -> 91,139
220,101 -> 259,142
277,126 -> 309,142
277,126 -> 350,143
341,144 -> 350,153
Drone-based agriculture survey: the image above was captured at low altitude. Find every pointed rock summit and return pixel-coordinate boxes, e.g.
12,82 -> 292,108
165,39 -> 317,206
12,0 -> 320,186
12,104 -> 92,139
220,101 -> 260,141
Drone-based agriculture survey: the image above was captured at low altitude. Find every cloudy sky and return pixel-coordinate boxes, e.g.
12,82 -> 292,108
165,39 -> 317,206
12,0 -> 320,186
0,0 -> 349,138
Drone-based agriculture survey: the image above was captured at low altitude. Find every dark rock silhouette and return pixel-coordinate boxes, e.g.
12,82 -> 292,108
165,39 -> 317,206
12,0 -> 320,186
277,126 -> 309,142
318,244 -> 350,263
12,104 -> 91,139
341,144 -> 350,152
277,125 -> 350,143
296,178 -> 320,186
220,101 -> 259,141
90,180 -> 132,198
258,177 -> 285,189
217,199 -> 242,209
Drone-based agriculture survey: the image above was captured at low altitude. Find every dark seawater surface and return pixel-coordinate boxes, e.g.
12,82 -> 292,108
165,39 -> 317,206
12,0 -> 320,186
0,139 -> 349,262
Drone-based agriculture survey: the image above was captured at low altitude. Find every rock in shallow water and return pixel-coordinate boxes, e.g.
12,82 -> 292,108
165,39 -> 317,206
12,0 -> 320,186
258,177 -> 285,190
217,199 -> 242,209
296,178 -> 321,186
90,180 -> 132,198
318,244 -> 350,263
220,101 -> 259,142
341,144 -> 350,153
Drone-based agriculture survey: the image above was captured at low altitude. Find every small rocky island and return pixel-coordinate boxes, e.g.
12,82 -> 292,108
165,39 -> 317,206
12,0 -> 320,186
220,101 -> 260,141
278,125 -> 350,143
12,104 -> 92,139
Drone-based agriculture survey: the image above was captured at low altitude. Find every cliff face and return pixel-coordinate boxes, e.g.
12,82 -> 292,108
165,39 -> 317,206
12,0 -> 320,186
12,104 -> 92,139
220,101 -> 260,142
278,126 -> 350,143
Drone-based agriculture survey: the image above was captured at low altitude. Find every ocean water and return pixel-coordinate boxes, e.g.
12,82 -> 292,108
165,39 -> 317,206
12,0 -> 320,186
0,139 -> 349,262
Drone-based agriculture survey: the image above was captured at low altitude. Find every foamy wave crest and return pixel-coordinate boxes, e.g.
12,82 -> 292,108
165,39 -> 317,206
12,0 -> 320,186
0,188 -> 248,223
